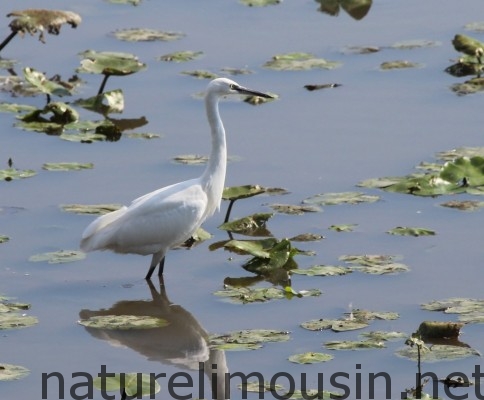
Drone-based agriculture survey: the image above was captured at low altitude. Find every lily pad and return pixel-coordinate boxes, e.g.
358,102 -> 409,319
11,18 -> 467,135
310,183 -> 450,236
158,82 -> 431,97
0,102 -> 37,114
300,318 -> 367,332
42,162 -> 93,171
79,315 -> 169,330
288,390 -> 345,399
324,340 -> 386,350
329,224 -> 357,232
240,0 -> 281,6
29,250 -> 86,264
23,67 -> 72,97
238,381 -> 285,394
359,331 -> 408,341
269,203 -> 321,215
289,233 -> 323,242
61,203 -> 122,215
223,184 -> 266,200
0,166 -> 36,181
396,344 -> 480,362
264,52 -> 342,71
181,70 -> 218,79
0,363 -> 30,381
0,313 -> 38,330
340,254 -> 410,275
210,329 -> 290,351
465,22 -> 484,33
421,297 -> 484,324
288,352 -> 333,364
291,265 -> 351,277
380,60 -> 421,70
390,40 -> 440,49
350,309 -> 399,321
387,226 -> 436,237
451,77 -> 484,95
93,373 -> 160,397
158,51 -> 203,62
77,50 -> 147,76
0,235 -> 9,243
219,213 -> 273,235
112,28 -> 185,42
214,284 -> 320,304
303,192 -> 379,206
441,200 -> 484,211
76,89 -> 124,114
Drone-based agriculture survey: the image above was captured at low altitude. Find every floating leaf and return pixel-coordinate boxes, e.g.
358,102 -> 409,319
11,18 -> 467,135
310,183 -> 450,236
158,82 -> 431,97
219,213 -> 273,235
214,284 -> 320,304
181,70 -> 218,79
329,224 -> 357,232
210,329 -> 289,351
61,204 -> 122,215
304,83 -> 342,91
324,340 -> 385,350
240,0 -> 281,6
93,373 -> 160,397
23,67 -> 72,97
288,352 -> 333,364
291,265 -> 351,277
380,60 -> 421,70
340,254 -> 410,275
300,318 -> 366,332
451,77 -> 484,95
29,250 -> 86,264
331,320 -> 369,332
387,226 -> 436,237
42,162 -> 93,171
158,50 -> 203,62
173,154 -> 208,165
390,40 -> 440,50
0,363 -> 30,381
303,192 -> 379,206
350,309 -> 399,321
396,344 -> 480,362
441,200 -> 484,211
0,167 -> 36,181
0,235 -> 9,243
465,22 -> 484,33
223,184 -> 266,200
112,28 -> 185,42
421,297 -> 484,324
0,102 -> 37,114
289,233 -> 324,242
264,52 -> 342,71
77,50 -> 146,76
0,313 -> 38,330
269,203 -> 320,215
76,89 -> 124,114
360,331 -> 408,341
238,381 -> 285,394
288,390 -> 345,399
79,315 -> 169,330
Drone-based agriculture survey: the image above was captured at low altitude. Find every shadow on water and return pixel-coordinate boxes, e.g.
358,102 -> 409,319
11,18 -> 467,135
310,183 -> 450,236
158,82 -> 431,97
79,278 -> 229,400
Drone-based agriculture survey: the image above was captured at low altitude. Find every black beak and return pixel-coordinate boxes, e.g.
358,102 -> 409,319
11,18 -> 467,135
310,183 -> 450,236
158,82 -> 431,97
235,85 -> 273,99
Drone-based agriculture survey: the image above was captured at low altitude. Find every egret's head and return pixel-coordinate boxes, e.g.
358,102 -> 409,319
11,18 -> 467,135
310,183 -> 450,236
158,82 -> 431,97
206,78 -> 273,99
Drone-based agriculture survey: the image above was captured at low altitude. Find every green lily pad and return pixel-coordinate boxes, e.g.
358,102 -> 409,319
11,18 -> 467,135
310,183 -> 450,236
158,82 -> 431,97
380,60 -> 421,70
350,309 -> 399,321
219,213 -> 273,235
61,203 -> 122,215
210,329 -> 290,351
0,313 -> 38,330
0,363 -> 30,381
390,40 -> 440,49
340,254 -> 410,275
76,89 -> 124,114
181,70 -> 218,79
288,390 -> 345,399
223,184 -> 266,201
23,67 -> 72,97
0,102 -> 37,114
157,51 -> 203,62
330,320 -> 369,332
29,250 -> 86,264
452,34 -> 484,60
238,380 -> 285,393
79,315 -> 169,330
396,344 -> 480,362
300,318 -> 367,332
42,162 -> 93,171
93,373 -> 160,397
359,331 -> 408,341
6,9 -> 81,45
451,77 -> 484,95
0,167 -> 36,181
77,50 -> 147,76
421,297 -> 484,324
214,284 -> 320,304
441,200 -> 484,211
240,0 -> 281,6
269,203 -> 321,215
264,52 -> 342,71
291,265 -> 351,277
0,235 -> 9,243
324,340 -> 386,350
288,352 -> 334,364
303,192 -> 379,206
329,224 -> 357,232
112,28 -> 185,42
173,154 -> 208,165
387,226 -> 436,237
289,233 -> 324,242
438,147 -> 484,161
18,102 -> 79,128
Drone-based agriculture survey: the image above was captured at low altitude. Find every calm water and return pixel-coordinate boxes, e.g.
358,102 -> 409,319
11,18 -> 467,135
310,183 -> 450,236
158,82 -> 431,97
1,1 -> 483,399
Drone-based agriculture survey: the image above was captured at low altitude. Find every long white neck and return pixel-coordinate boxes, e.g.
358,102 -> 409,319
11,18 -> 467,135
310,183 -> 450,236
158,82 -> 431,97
201,92 -> 227,217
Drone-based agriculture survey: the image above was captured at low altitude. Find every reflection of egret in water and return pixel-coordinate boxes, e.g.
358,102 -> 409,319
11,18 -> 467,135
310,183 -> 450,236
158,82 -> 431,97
79,278 -> 228,399
315,0 -> 372,20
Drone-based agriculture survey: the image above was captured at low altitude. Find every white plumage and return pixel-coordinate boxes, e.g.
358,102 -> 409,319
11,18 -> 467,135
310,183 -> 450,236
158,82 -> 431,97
80,78 -> 272,279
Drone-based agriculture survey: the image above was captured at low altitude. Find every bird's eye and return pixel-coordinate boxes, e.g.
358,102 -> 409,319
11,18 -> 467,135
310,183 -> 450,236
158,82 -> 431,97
229,84 -> 236,90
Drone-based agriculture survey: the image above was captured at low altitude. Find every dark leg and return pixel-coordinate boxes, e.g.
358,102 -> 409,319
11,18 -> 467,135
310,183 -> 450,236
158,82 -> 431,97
146,251 -> 165,280
157,257 -> 165,276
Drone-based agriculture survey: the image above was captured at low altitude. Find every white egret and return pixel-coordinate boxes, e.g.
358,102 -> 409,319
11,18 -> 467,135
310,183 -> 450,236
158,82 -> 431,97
80,78 -> 272,279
